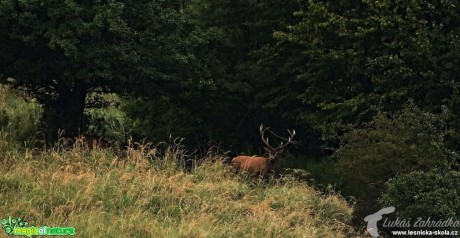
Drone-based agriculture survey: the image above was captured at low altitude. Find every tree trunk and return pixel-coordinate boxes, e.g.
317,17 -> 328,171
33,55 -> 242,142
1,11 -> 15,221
42,80 -> 87,142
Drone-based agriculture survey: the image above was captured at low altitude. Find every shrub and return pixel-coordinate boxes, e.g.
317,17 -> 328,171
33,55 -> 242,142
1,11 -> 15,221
84,93 -> 128,144
335,101 -> 457,220
380,169 -> 460,220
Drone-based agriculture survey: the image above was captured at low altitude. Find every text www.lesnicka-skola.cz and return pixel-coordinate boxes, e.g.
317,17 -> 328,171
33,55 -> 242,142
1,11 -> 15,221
391,230 -> 459,236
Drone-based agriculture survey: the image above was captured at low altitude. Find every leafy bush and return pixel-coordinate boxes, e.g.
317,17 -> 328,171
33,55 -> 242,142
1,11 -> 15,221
380,170 -> 460,220
335,101 -> 457,219
84,93 -> 128,144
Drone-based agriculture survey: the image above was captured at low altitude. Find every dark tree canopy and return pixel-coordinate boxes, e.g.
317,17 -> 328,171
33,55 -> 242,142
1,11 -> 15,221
1,0 -> 459,155
178,0 -> 313,151
275,0 -> 460,129
0,0 -> 208,140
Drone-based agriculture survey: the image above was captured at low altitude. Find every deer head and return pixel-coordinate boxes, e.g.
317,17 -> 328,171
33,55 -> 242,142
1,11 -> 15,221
259,124 -> 297,161
231,125 -> 298,177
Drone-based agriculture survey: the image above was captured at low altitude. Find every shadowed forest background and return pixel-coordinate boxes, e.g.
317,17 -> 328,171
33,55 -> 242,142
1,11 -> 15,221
1,0 -> 460,236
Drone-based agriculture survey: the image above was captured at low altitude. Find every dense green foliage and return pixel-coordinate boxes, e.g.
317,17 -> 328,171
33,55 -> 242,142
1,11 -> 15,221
0,0 -> 209,140
84,93 -> 128,143
2,0 -> 459,150
275,0 -> 460,130
174,0 -> 313,151
336,102 -> 458,220
381,170 -> 460,220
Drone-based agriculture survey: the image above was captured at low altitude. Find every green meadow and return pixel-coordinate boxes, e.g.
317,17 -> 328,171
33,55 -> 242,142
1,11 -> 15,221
0,144 -> 358,237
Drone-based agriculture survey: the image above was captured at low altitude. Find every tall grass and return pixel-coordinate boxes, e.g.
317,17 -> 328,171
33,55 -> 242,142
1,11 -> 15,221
0,141 -> 358,237
0,85 -> 42,151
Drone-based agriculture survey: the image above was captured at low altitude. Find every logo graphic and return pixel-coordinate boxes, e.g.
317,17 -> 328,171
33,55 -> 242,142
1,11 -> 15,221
364,206 -> 396,237
1,216 -> 28,235
1,216 -> 75,236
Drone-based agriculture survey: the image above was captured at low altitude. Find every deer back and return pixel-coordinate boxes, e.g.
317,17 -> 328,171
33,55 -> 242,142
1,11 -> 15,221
231,156 -> 273,175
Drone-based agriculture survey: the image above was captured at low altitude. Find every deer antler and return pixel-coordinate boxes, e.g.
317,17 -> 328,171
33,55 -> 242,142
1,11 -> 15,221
260,124 -> 274,150
260,125 -> 298,152
273,129 -> 297,151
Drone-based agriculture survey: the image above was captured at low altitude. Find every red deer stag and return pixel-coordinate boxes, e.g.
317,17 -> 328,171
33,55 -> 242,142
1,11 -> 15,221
231,125 -> 297,177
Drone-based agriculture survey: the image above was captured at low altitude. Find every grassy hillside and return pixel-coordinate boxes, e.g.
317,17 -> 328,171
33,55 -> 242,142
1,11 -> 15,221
0,143 -> 358,237
0,85 -> 359,237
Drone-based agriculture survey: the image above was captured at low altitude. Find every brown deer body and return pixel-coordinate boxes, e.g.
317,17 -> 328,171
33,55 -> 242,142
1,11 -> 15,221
231,125 -> 297,177
231,156 -> 274,176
